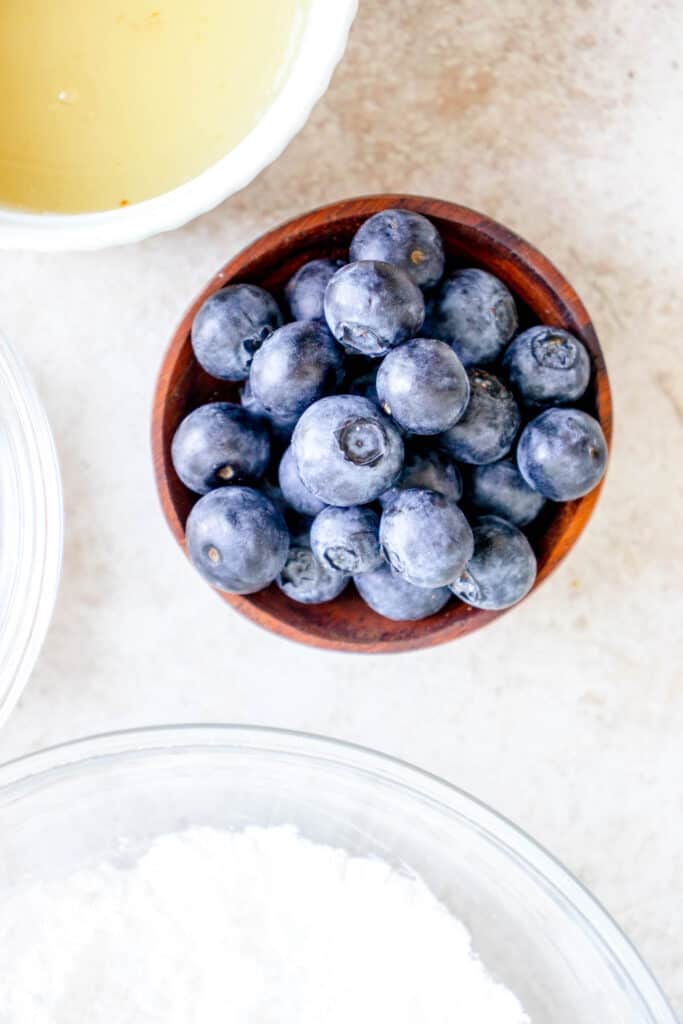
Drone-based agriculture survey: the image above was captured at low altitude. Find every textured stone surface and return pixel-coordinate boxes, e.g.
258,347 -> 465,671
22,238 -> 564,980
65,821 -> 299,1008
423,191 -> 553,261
0,0 -> 681,1012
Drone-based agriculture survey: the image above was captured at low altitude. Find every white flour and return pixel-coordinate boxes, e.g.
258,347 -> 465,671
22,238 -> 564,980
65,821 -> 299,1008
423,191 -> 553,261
0,826 -> 529,1023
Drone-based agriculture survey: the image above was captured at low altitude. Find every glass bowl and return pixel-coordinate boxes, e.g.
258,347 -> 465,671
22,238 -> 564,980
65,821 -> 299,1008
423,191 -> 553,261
0,332 -> 63,726
0,725 -> 674,1022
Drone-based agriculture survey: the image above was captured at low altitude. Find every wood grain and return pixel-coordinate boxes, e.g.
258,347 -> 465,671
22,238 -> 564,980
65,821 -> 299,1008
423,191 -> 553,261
151,195 -> 613,653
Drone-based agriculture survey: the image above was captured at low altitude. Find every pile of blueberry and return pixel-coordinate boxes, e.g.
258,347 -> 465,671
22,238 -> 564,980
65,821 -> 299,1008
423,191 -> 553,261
171,208 -> 608,621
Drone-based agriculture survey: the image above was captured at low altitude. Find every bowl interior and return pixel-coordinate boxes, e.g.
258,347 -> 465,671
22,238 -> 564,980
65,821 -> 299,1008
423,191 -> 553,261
152,196 -> 612,652
0,728 -> 668,1023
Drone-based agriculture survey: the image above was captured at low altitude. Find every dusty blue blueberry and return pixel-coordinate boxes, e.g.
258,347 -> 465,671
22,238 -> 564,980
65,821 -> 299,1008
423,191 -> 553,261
517,408 -> 608,501
380,447 -> 463,508
191,284 -> 282,381
468,457 -> 545,527
310,505 -> 382,575
186,486 -> 289,594
285,258 -> 345,322
239,379 -> 299,446
277,541 -> 349,604
292,395 -> 404,506
349,209 -> 445,289
259,480 -> 317,541
380,487 -> 474,588
278,445 -> 326,517
171,402 -> 270,495
376,338 -> 469,434
354,563 -> 451,621
439,370 -> 521,464
449,515 -> 537,610
249,320 -> 343,420
259,478 -> 313,541
502,325 -> 591,406
427,268 -> 518,366
324,261 -> 425,357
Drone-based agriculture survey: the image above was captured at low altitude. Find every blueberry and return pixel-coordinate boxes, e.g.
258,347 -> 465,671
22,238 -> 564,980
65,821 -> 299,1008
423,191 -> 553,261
259,477 -> 313,542
355,563 -> 451,621
277,541 -> 349,604
380,447 -> 463,508
285,258 -> 345,322
450,515 -> 537,610
259,480 -> 317,541
171,402 -> 270,495
310,505 -> 382,575
292,395 -> 404,506
186,486 -> 289,594
439,369 -> 521,464
239,379 -> 299,445
191,284 -> 282,381
380,488 -> 474,588
517,408 -> 608,501
249,320 -> 343,420
346,364 -> 411,437
468,457 -> 545,527
502,325 -> 591,406
427,268 -> 518,366
376,338 -> 469,434
324,261 -> 425,357
349,209 -> 445,289
278,445 -> 326,517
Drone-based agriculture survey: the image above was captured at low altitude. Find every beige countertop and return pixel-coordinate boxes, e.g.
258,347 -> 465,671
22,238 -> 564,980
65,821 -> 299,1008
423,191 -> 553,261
0,0 -> 681,1013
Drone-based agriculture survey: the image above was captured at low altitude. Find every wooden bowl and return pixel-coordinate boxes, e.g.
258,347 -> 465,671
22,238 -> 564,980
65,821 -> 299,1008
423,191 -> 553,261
152,195 -> 612,653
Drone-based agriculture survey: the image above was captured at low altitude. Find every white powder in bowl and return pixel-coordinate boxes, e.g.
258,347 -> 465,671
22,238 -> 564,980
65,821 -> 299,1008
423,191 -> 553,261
0,826 -> 529,1023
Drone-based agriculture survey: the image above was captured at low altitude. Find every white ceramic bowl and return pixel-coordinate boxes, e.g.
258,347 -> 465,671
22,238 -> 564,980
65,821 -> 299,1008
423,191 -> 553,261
0,1 -> 357,252
0,726 -> 676,1022
0,333 -> 63,726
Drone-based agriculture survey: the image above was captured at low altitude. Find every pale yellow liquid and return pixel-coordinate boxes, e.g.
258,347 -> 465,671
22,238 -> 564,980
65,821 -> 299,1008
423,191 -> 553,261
0,0 -> 306,213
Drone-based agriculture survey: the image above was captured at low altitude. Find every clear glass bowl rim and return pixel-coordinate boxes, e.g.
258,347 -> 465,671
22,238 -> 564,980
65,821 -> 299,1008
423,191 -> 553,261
0,723 -> 676,1022
0,332 -> 63,726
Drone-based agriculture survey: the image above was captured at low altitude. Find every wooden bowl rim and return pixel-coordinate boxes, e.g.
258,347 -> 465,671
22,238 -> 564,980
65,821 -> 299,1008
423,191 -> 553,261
151,194 -> 613,653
